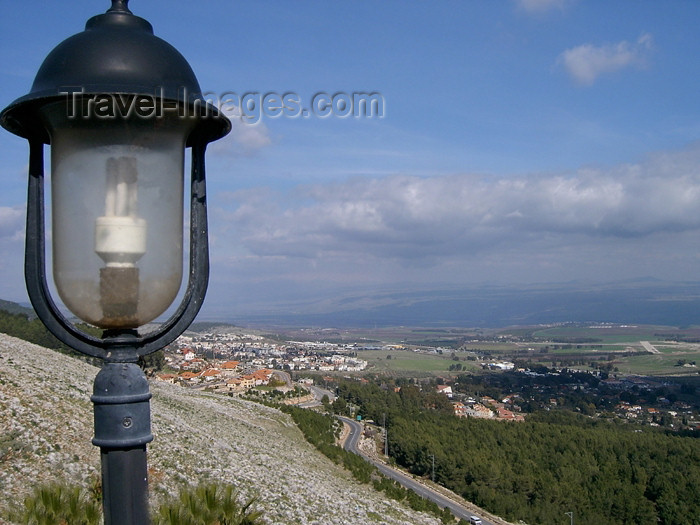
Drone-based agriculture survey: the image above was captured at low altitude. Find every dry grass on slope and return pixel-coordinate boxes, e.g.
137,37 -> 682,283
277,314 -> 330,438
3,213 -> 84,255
0,333 -> 440,525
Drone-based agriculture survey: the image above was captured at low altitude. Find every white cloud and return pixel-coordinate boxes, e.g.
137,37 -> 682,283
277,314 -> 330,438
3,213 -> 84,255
209,106 -> 272,157
0,206 -> 24,241
198,143 -> 700,313
0,206 -> 25,300
558,33 -> 653,85
217,142 -> 700,267
227,119 -> 272,154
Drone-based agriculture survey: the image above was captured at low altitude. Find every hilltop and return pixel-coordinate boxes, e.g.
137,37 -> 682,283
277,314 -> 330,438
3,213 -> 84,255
0,300 -> 33,318
0,333 -> 441,525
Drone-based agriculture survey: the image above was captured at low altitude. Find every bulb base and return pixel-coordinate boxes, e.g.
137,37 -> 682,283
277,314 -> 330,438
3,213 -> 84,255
100,266 -> 139,327
95,216 -> 146,266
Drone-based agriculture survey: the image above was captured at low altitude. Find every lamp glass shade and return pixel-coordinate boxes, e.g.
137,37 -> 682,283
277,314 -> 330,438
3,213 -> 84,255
41,101 -> 194,329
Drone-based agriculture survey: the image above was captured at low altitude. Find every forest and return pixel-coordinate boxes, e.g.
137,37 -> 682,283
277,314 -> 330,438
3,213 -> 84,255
333,380 -> 700,525
0,308 -> 71,352
275,403 -> 458,524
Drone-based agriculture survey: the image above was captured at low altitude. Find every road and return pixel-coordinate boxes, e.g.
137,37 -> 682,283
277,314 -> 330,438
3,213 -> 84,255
298,384 -> 336,408
339,416 -> 500,525
272,370 -> 293,387
640,341 -> 661,354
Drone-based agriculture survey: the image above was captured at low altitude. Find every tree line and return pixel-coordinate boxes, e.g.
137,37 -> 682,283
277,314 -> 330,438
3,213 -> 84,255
269,402 -> 464,523
0,307 -> 163,371
332,379 -> 700,525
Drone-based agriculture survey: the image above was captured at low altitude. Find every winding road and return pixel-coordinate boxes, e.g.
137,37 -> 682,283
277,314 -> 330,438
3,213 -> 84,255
339,416 -> 500,525
298,384 -> 336,408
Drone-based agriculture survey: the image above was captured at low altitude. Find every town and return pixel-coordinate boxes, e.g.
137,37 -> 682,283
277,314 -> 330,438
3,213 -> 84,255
155,328 -> 368,393
154,325 -> 700,432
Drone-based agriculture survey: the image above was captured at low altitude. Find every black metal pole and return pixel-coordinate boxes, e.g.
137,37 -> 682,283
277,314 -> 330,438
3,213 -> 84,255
99,445 -> 149,524
91,340 -> 153,525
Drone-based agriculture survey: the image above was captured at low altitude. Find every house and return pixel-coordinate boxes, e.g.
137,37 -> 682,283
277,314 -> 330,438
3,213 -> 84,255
496,407 -> 524,422
219,361 -> 240,377
466,403 -> 493,419
179,371 -> 200,383
437,385 -> 453,398
453,402 -> 467,417
251,369 -> 272,386
181,358 -> 206,372
488,361 -> 515,370
228,376 -> 256,391
200,369 -> 222,382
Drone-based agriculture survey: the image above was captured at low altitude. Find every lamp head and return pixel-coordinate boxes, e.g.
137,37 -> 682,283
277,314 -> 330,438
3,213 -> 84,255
0,1 -> 230,331
0,0 -> 230,146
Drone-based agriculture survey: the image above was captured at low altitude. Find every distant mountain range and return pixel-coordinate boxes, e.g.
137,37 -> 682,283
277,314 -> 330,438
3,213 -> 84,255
222,279 -> 700,329
6,279 -> 700,330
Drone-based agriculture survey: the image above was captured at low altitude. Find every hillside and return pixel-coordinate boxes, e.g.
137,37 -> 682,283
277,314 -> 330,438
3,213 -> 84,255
0,333 -> 441,525
0,301 -> 33,318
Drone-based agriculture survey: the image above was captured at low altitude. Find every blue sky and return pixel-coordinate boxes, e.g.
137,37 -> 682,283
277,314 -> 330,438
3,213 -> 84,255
3,0 -> 700,319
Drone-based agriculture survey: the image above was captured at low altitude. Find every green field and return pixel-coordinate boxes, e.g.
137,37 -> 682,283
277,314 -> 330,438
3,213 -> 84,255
358,349 -> 479,376
289,323 -> 700,377
364,340 -> 700,378
614,353 -> 698,375
460,342 -> 518,352
356,344 -> 700,377
531,324 -> 700,344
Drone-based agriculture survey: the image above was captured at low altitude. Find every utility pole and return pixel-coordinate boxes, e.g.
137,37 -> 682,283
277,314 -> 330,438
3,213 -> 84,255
383,413 -> 388,456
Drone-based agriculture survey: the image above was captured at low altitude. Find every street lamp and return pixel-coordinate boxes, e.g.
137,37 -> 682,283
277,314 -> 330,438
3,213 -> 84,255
0,1 -> 230,523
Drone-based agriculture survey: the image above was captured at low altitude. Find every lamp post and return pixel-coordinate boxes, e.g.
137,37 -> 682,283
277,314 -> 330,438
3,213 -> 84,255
565,511 -> 574,525
0,1 -> 230,523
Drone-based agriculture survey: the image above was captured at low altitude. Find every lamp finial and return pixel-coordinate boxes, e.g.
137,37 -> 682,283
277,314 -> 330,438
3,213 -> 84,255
108,0 -> 131,14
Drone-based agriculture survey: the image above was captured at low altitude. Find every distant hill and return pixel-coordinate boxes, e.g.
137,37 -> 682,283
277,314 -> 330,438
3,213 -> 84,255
0,333 -> 441,525
187,321 -> 239,333
0,299 -> 35,318
224,280 -> 700,329
10,278 -> 700,331
0,300 -> 242,336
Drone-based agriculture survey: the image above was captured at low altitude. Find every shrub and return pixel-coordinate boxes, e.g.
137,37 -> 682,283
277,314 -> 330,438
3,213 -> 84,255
8,483 -> 101,525
153,482 -> 264,525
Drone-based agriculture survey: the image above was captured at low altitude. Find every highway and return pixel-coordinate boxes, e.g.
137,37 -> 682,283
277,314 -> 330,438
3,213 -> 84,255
339,416 -> 498,525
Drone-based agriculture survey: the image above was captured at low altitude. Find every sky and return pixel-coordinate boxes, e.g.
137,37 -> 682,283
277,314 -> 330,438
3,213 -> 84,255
2,0 -> 700,320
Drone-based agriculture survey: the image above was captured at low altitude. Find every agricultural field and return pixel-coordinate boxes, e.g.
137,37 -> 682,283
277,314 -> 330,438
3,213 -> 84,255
347,323 -> 700,378
530,324 -> 674,343
358,349 -> 480,377
524,324 -> 700,376
612,345 -> 700,376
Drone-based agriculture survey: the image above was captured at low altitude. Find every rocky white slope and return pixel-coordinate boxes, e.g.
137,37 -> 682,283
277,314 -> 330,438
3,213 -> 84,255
0,333 -> 441,525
